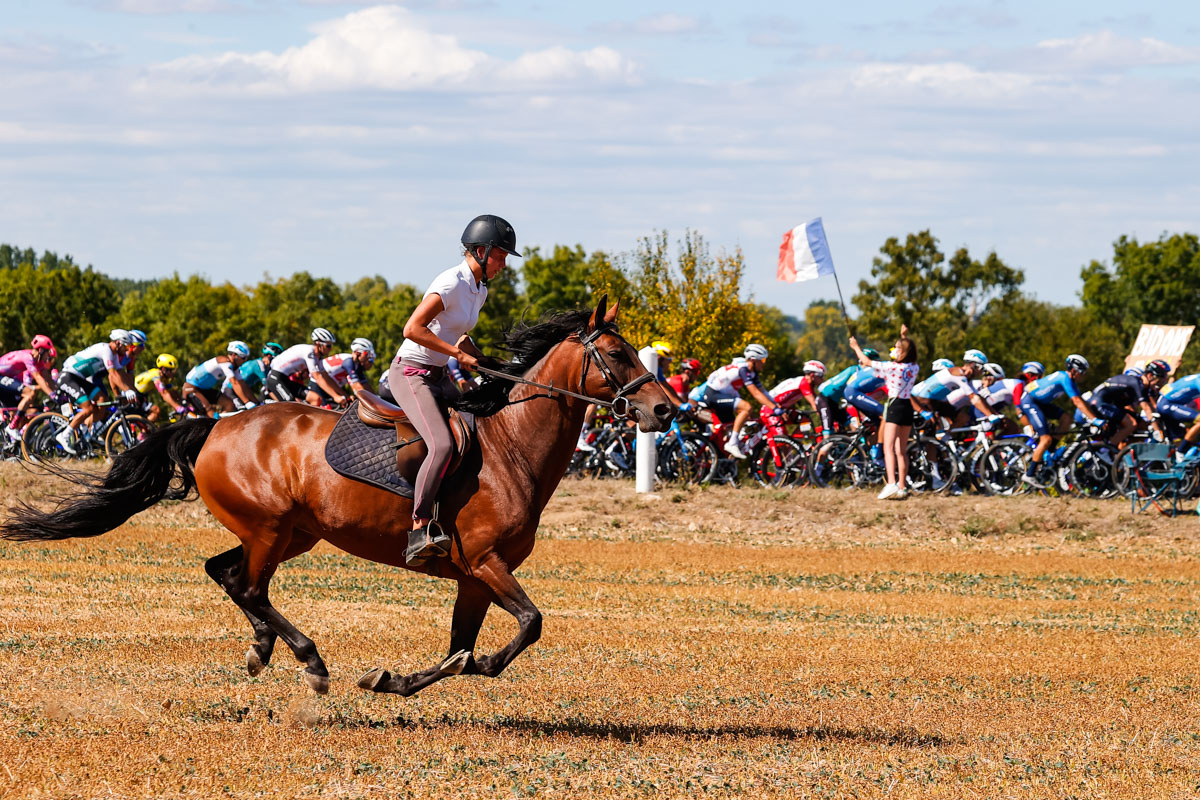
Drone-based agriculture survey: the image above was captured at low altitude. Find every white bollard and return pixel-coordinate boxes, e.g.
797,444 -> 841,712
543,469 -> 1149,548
635,348 -> 658,494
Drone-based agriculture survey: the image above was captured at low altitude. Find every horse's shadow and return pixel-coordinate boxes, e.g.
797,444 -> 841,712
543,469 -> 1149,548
334,712 -> 951,748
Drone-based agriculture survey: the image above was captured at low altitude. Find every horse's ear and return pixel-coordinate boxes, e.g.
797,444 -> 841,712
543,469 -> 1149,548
604,299 -> 620,325
588,294 -> 609,331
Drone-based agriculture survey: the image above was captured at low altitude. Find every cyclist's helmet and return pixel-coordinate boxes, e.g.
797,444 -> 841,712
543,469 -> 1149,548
262,342 -> 284,357
932,358 -> 954,372
1144,359 -> 1171,380
31,334 -> 54,351
1021,361 -> 1044,377
227,341 -> 251,359
803,359 -> 826,376
983,362 -> 1005,379
128,329 -> 148,348
311,327 -> 336,345
744,343 -> 769,361
1065,353 -> 1090,373
650,340 -> 673,359
862,347 -> 880,360
156,354 -> 178,370
351,337 -> 376,358
109,328 -> 133,346
962,349 -> 987,366
1124,366 -> 1144,377
683,358 -> 701,372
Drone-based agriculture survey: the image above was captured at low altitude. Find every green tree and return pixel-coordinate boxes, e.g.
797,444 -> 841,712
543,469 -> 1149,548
853,230 -> 1023,362
972,296 -> 1126,382
0,251 -> 122,354
795,300 -> 856,371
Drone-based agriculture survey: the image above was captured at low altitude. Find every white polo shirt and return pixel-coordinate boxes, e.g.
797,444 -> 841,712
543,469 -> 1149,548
396,261 -> 487,367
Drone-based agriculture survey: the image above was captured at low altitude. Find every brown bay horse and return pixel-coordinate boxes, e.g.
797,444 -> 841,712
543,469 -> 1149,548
1,298 -> 673,696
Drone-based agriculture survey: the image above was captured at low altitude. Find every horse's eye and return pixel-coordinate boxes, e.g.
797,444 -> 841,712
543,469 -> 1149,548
608,350 -> 629,364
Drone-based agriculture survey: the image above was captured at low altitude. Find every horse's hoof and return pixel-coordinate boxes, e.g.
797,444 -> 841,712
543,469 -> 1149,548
440,650 -> 472,675
301,670 -> 329,695
357,667 -> 389,692
246,647 -> 266,677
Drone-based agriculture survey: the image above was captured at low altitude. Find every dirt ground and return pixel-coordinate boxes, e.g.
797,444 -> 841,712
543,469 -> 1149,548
1,461 -> 1199,798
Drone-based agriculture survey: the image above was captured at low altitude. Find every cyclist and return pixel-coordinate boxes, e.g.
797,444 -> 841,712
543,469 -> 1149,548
1018,354 -> 1102,485
55,330 -> 138,455
221,342 -> 281,410
133,354 -> 187,422
182,341 -> 256,417
1081,360 -> 1168,447
307,337 -> 376,406
1157,366 -> 1200,460
911,349 -> 995,429
769,360 -> 829,434
843,356 -> 887,430
817,348 -> 878,433
267,328 -> 346,405
667,358 -> 702,398
1,335 -> 58,441
699,344 -> 779,459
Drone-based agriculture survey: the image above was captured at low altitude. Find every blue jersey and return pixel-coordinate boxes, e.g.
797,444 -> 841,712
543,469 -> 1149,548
224,358 -> 267,391
1162,374 -> 1200,404
818,365 -> 859,400
1023,370 -> 1080,404
845,366 -> 884,395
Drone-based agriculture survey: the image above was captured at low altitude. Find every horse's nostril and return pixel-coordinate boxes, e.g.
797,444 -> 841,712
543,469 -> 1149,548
654,404 -> 672,419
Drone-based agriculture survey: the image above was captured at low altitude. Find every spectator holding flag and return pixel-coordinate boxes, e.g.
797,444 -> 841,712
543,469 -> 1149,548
849,324 -> 920,501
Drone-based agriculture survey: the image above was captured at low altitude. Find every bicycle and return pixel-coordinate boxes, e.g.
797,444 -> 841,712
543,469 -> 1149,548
808,417 -> 884,489
656,413 -> 719,484
747,407 -> 811,488
22,399 -> 154,462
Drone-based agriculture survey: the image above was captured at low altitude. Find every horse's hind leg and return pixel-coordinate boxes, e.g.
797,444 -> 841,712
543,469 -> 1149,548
359,578 -> 492,697
205,547 -> 278,676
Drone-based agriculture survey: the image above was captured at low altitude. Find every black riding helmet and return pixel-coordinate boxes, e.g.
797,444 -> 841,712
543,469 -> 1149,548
461,214 -> 520,285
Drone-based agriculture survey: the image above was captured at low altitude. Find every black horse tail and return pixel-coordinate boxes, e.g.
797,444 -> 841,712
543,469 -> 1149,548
0,417 -> 219,542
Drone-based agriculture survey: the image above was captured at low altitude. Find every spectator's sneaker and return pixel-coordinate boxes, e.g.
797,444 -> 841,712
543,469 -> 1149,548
576,435 -> 595,453
877,483 -> 899,500
55,427 -> 78,455
723,439 -> 747,460
893,488 -> 909,500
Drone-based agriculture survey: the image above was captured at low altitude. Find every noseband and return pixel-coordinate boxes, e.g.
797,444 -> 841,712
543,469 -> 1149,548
471,323 -> 655,419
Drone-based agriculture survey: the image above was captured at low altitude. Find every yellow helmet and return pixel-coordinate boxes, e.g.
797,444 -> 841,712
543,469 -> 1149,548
156,354 -> 178,370
650,340 -> 673,359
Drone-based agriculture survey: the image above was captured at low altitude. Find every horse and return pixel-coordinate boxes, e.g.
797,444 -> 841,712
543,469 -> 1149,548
1,297 -> 674,697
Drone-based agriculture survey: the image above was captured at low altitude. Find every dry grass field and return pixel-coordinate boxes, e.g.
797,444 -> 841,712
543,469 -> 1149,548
2,460 -> 1200,798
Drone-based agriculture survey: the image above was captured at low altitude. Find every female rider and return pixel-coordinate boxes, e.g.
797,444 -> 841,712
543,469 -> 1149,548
392,214 -> 520,567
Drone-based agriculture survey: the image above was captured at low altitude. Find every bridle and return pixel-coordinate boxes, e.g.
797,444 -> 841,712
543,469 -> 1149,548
472,322 -> 656,420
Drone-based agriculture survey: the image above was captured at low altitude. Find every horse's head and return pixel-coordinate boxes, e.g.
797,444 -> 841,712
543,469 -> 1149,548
578,296 -> 675,433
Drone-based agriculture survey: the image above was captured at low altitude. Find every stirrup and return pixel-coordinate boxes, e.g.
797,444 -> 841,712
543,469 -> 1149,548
404,519 -> 451,567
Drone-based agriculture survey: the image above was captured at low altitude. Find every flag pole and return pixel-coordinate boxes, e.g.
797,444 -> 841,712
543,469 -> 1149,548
831,269 -> 854,338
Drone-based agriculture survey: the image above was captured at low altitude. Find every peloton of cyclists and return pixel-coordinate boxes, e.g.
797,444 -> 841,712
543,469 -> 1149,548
1019,354 -> 1103,486
1,335 -> 58,442
911,349 -> 997,429
1077,359 -> 1169,447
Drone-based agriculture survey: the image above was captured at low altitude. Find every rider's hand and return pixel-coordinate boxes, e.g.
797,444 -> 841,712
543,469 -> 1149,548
1087,417 -> 1105,429
245,401 -> 257,410
174,406 -> 186,415
920,410 -> 934,421
122,389 -> 138,404
677,402 -> 691,413
456,352 -> 480,371
769,407 -> 785,418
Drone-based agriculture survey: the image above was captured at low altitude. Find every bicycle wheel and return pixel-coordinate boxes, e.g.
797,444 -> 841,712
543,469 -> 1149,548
660,432 -> 719,484
905,435 -> 959,493
20,411 -> 72,462
1066,442 -> 1119,498
750,435 -> 808,487
809,436 -> 868,489
104,414 -> 155,457
977,440 -> 1030,495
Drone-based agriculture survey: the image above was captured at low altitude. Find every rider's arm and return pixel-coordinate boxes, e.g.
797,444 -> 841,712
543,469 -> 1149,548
231,375 -> 256,404
108,369 -> 133,394
405,295 -> 478,369
747,383 -> 776,409
348,377 -> 370,397
313,369 -> 347,404
969,393 -> 993,416
1071,395 -> 1098,420
161,386 -> 185,410
33,368 -> 56,396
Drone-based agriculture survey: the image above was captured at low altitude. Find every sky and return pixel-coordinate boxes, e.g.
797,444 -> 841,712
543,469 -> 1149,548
2,0 -> 1197,320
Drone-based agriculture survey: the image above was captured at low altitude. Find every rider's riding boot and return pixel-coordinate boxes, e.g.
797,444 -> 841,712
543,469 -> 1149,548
405,524 -> 452,567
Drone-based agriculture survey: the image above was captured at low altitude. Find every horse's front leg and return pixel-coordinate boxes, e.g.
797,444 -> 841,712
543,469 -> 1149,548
358,578 -> 491,696
468,555 -> 542,678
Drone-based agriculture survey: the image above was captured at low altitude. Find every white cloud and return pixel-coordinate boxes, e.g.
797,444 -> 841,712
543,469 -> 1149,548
848,62 -> 1037,100
1034,30 -> 1200,71
599,13 -> 707,36
144,5 -> 638,94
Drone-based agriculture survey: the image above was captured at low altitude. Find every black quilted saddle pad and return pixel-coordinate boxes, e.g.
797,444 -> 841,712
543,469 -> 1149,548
324,401 -> 415,498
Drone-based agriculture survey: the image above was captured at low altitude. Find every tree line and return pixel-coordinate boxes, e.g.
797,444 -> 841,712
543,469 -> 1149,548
1,230 -> 1196,388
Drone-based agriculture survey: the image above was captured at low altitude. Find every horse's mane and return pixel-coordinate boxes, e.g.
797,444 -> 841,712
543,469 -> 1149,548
452,308 -> 594,417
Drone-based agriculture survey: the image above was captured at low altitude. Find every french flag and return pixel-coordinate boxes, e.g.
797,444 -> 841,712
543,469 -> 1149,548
778,217 -> 837,283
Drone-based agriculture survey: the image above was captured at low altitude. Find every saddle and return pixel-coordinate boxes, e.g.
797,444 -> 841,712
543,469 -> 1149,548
324,391 -> 473,499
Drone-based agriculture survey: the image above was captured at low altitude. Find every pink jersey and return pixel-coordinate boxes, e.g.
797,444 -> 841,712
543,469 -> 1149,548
0,349 -> 41,385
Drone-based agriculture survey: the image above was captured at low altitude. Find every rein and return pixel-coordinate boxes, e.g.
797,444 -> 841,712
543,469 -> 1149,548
472,324 -> 656,419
